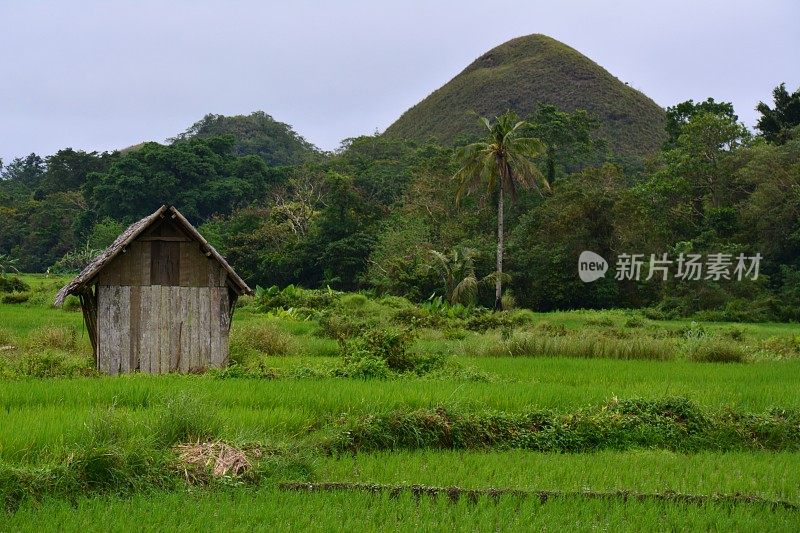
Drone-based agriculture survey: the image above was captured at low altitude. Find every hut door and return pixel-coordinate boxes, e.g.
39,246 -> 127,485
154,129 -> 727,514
150,241 -> 180,285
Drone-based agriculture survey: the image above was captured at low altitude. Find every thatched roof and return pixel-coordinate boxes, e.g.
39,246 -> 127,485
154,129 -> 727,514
54,205 -> 252,306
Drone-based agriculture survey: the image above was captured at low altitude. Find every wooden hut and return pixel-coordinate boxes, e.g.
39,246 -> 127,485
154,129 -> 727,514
54,205 -> 252,374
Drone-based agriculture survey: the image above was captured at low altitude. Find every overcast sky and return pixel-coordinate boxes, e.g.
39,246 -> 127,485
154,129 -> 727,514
1,0 -> 798,163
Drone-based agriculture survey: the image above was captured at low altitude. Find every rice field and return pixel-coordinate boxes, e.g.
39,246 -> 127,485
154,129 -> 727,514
7,487 -> 799,532
1,275 -> 800,530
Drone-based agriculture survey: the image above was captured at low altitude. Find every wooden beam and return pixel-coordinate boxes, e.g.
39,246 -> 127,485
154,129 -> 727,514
139,236 -> 191,242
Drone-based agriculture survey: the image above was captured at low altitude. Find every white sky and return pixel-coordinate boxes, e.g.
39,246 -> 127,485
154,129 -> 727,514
1,0 -> 798,162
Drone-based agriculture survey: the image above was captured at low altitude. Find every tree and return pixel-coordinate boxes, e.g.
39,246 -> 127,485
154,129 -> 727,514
665,98 -> 737,148
756,83 -> 800,145
525,105 -> 602,183
670,111 -> 750,209
453,112 -> 548,310
0,253 -> 20,276
38,149 -> 112,196
509,164 -> 626,310
0,154 -> 46,189
310,172 -> 377,290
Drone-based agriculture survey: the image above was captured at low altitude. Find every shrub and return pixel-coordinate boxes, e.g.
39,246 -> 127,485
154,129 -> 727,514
534,321 -> 567,336
340,293 -> 368,309
0,276 -> 29,293
642,307 -> 669,321
328,398 -> 800,454
317,311 -> 376,339
338,328 -> 417,372
28,325 -> 78,351
722,327 -> 746,342
693,298 -> 774,323
509,309 -> 536,324
287,365 -> 333,379
680,321 -> 709,341
332,327 -> 452,378
586,316 -> 614,327
235,294 -> 255,309
688,340 -> 746,363
392,306 -> 437,328
334,354 -> 393,379
377,295 -> 414,309
500,292 -> 516,310
624,316 -> 646,328
465,311 -> 514,332
442,327 -> 468,340
254,284 -> 339,312
1,293 -> 30,304
212,361 -> 282,379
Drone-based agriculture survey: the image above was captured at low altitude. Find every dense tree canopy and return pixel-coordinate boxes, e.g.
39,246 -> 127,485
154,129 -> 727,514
756,83 -> 800,145
84,136 -> 274,223
171,111 -> 319,166
524,104 -> 604,183
664,98 -> 737,148
2,89 -> 799,320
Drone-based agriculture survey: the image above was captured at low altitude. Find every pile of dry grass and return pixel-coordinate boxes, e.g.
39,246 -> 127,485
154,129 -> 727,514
175,442 -> 259,481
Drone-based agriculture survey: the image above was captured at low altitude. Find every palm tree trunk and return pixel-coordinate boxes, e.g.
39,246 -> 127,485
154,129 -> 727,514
495,181 -> 504,311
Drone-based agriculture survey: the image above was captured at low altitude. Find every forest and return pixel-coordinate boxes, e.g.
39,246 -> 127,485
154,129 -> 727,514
1,84 -> 799,321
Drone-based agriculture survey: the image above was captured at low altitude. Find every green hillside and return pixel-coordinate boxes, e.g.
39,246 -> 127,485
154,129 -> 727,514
172,111 -> 319,166
384,34 -> 667,157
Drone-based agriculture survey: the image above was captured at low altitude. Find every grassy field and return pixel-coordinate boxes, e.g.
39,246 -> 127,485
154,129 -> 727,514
1,274 -> 799,530
8,487 -> 799,532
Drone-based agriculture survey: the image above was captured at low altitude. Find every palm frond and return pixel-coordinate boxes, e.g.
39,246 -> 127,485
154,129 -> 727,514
453,112 -> 548,202
451,275 -> 478,306
480,271 -> 511,285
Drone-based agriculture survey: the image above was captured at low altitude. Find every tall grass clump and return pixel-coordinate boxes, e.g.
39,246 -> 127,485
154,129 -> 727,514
153,394 -> 223,447
16,350 -> 95,378
504,332 -> 676,361
340,293 -> 369,309
759,336 -> 800,359
686,339 -> 746,363
680,322 -> 746,363
229,321 -> 293,361
27,325 -> 78,352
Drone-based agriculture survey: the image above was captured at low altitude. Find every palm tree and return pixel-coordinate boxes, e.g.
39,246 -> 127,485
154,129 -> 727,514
0,254 -> 20,277
454,112 -> 549,310
429,246 -> 480,306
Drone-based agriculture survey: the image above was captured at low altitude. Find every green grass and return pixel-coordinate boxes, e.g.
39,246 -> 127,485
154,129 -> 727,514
317,449 -> 800,502
3,280 -> 800,528
5,487 -> 799,532
2,358 -> 800,463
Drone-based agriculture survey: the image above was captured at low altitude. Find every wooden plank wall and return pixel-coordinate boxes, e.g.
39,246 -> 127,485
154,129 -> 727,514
98,285 -> 229,374
98,240 -> 219,289
96,228 -> 234,375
